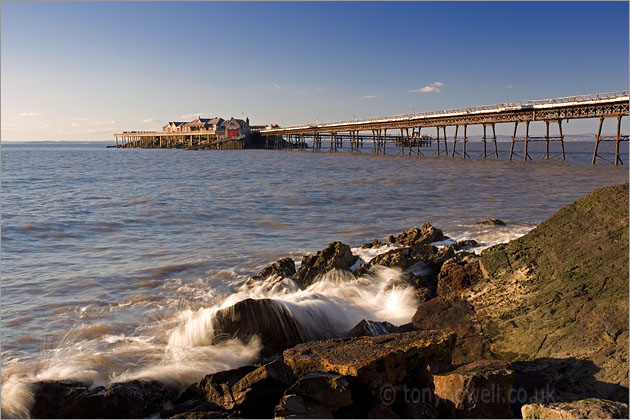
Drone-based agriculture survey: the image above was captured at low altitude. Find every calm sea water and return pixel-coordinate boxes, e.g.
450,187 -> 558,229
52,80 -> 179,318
1,140 -> 628,415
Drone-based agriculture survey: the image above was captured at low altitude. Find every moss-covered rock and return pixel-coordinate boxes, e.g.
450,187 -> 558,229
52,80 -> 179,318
472,183 -> 629,401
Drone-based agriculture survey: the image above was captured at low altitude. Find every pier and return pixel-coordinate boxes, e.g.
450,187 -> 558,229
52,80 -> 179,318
115,91 -> 629,165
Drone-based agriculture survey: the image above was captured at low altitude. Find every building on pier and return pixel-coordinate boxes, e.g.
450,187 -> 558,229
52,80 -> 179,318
225,117 -> 251,138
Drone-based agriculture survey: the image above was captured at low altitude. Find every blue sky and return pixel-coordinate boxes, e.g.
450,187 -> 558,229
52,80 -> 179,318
2,1 -> 628,141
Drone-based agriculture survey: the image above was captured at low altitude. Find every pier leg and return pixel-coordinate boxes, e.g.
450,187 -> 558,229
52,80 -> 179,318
592,117 -> 604,165
383,129 -> 387,154
435,127 -> 440,156
492,123 -> 498,158
452,125 -> 459,158
417,127 -> 422,156
545,121 -> 550,159
482,125 -> 487,158
524,121 -> 530,161
615,115 -> 622,166
443,127 -> 448,155
558,120 -> 564,160
463,125 -> 468,158
509,122 -> 518,161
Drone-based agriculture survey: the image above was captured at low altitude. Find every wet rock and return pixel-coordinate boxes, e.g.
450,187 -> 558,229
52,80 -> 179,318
388,235 -> 396,243
175,365 -> 257,410
433,359 -> 514,418
293,241 -> 356,288
255,257 -> 296,280
30,380 -> 91,419
212,298 -> 316,358
230,360 -> 297,417
454,239 -> 479,251
274,372 -> 353,418
395,222 -> 445,247
161,400 -> 225,419
367,247 -> 414,269
521,398 -> 629,419
475,219 -> 506,226
361,239 -> 386,249
284,330 -> 455,386
430,244 -> 456,268
346,319 -> 399,337
30,379 -> 177,419
437,254 -> 484,298
176,361 -> 295,418
412,297 -> 493,365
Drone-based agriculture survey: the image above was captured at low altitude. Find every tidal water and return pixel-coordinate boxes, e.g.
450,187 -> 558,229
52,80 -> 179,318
1,140 -> 628,416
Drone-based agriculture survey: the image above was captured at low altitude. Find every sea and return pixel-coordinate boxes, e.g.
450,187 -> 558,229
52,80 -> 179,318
1,140 -> 628,416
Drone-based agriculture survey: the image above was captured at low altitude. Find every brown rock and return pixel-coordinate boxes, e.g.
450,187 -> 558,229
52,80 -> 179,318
433,360 -> 514,418
283,330 -> 455,387
212,298 -> 320,358
274,372 -> 353,418
175,361 -> 296,418
395,222 -> 445,247
437,254 -> 483,298
293,242 -> 356,288
412,297 -> 493,365
521,398 -> 629,419
475,219 -> 506,226
30,379 -> 177,419
346,319 -> 399,337
454,239 -> 479,251
255,257 -> 296,280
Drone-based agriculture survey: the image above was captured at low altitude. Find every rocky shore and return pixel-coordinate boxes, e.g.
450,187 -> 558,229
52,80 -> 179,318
21,183 -> 629,419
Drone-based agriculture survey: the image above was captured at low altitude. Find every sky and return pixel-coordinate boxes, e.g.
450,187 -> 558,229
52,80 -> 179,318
1,1 -> 628,141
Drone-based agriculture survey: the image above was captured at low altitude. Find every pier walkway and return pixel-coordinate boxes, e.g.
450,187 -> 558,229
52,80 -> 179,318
115,91 -> 629,165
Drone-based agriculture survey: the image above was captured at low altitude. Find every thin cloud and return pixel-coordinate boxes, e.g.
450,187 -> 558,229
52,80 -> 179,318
72,117 -> 89,121
142,118 -> 158,123
2,123 -> 17,129
272,83 -> 289,91
410,82 -> 444,93
362,95 -> 377,99
70,122 -> 79,127
40,124 -> 51,128
91,121 -> 105,125
181,113 -> 212,120
506,85 -> 514,88
19,112 -> 43,117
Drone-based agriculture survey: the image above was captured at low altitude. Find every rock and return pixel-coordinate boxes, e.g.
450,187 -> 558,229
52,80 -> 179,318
176,361 -> 295,418
346,319 -> 399,337
361,239 -> 385,249
473,183 -> 629,401
437,254 -> 484,298
388,235 -> 396,243
274,372 -> 353,418
454,239 -> 479,251
230,360 -> 296,417
175,365 -> 257,410
255,257 -> 296,280
521,398 -> 629,419
412,297 -> 493,365
367,247 -> 414,269
30,379 -> 177,419
161,400 -> 225,419
475,219 -> 506,226
432,359 -> 514,418
284,330 -> 455,418
293,242 -> 356,288
212,298 -> 317,358
284,329 -> 454,385
394,222 -> 445,247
